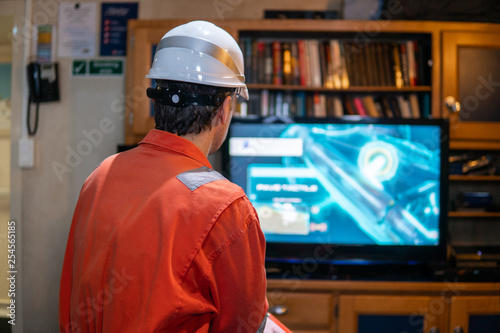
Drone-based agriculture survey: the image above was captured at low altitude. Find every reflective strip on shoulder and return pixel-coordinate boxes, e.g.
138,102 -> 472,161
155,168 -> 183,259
176,166 -> 227,191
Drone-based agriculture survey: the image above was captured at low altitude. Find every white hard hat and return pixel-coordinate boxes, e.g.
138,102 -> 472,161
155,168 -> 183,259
146,20 -> 248,100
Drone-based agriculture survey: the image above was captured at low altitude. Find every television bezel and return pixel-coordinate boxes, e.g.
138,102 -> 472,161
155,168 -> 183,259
220,116 -> 449,265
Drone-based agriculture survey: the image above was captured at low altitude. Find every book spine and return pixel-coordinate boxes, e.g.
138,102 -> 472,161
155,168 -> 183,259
406,40 -> 417,87
282,42 -> 293,85
399,42 -> 410,87
392,43 -> 404,88
260,89 -> 269,117
408,93 -> 421,118
264,42 -> 273,84
309,40 -> 322,87
353,96 -> 368,116
362,95 -> 380,118
294,91 -> 306,117
297,40 -> 307,86
272,41 -> 283,85
396,95 -> 412,118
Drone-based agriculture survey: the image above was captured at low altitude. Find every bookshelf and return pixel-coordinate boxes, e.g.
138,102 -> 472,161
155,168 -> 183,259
239,31 -> 433,119
448,148 -> 500,252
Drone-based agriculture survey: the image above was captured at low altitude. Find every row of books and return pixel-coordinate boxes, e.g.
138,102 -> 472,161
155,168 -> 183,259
238,90 -> 430,119
240,37 -> 431,88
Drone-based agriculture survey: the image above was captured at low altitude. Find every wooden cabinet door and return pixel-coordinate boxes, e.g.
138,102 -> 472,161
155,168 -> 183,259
449,296 -> 500,333
338,295 -> 447,333
267,291 -> 334,332
442,30 -> 500,149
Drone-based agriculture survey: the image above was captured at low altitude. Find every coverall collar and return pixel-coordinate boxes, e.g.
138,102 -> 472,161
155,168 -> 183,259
139,129 -> 213,168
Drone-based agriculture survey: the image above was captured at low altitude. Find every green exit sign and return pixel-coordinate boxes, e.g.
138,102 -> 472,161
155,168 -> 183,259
72,59 -> 123,76
89,60 -> 123,75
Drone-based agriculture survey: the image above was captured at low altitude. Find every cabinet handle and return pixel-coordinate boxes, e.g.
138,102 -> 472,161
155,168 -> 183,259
444,96 -> 461,113
453,327 -> 464,333
269,305 -> 289,316
429,327 -> 440,333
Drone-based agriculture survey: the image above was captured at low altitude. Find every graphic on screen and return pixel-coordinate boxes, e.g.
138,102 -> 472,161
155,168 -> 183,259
229,122 -> 442,246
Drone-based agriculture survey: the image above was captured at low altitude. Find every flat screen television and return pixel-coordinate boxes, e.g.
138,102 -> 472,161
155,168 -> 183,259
221,116 -> 449,266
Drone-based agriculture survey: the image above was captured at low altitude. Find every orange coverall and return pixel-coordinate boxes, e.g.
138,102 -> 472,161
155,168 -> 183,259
59,129 -> 269,332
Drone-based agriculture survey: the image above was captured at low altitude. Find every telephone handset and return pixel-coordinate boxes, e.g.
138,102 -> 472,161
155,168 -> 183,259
27,62 -> 60,103
26,62 -> 60,135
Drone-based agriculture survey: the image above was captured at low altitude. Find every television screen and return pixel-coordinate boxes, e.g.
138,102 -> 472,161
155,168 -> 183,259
222,117 -> 449,263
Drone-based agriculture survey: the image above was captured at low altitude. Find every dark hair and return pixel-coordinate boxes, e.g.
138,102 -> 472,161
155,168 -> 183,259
153,80 -> 235,136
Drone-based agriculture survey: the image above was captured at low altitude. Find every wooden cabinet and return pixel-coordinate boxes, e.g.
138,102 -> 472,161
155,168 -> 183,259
267,291 -> 333,333
266,280 -> 500,333
338,295 -> 446,333
448,296 -> 500,333
441,28 -> 500,149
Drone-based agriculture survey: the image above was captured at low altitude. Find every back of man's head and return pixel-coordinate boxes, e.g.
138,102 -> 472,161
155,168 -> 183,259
145,20 -> 248,136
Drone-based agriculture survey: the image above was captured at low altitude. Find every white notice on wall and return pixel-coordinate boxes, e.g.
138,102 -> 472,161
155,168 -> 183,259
58,3 -> 97,58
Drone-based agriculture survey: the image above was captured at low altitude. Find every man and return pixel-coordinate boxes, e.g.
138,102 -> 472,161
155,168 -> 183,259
59,20 -> 290,332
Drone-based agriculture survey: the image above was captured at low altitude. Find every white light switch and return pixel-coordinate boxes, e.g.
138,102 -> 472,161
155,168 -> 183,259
19,138 -> 35,168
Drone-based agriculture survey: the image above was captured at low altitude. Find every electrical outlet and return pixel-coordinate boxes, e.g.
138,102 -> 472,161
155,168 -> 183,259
19,138 -> 35,168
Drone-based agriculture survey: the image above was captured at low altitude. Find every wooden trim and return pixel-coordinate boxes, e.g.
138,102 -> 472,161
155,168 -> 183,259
267,280 -> 500,295
338,295 -> 448,333
449,296 -> 500,332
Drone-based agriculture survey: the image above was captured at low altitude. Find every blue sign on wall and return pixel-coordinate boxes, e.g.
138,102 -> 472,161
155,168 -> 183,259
100,2 -> 138,56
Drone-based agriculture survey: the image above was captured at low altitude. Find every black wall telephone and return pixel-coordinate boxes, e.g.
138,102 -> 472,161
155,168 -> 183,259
26,62 -> 60,135
27,62 -> 60,103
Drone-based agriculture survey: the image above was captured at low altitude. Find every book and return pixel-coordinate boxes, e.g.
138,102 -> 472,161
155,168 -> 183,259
380,96 -> 394,118
343,95 -> 355,115
242,37 -> 253,83
396,95 -> 412,118
388,95 -> 402,118
283,91 -> 293,117
309,40 -> 322,87
406,40 -> 417,87
257,41 -> 266,83
399,42 -> 410,87
392,43 -> 404,88
294,91 -> 306,117
282,42 -> 293,85
297,39 -> 308,86
323,41 -> 334,88
353,96 -> 368,116
332,95 -> 344,117
421,93 -> 431,119
384,43 -> 396,86
272,41 -> 283,85
291,42 -> 300,85
408,93 -> 421,118
251,39 -> 259,86
343,43 -> 356,86
374,43 -> 388,86
362,95 -> 380,117
319,41 -> 328,87
313,92 -> 327,117
275,91 -> 284,116
330,40 -> 342,89
340,44 -> 350,89
264,42 -> 273,84
260,89 -> 269,116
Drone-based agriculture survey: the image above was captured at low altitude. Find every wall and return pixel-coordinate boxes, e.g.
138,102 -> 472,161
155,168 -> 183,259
17,0 -> 344,332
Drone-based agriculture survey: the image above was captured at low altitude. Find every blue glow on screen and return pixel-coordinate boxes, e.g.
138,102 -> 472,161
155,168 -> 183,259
228,122 -> 442,246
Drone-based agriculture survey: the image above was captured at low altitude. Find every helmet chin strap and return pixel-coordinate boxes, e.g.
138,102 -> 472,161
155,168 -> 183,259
146,86 -> 229,107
